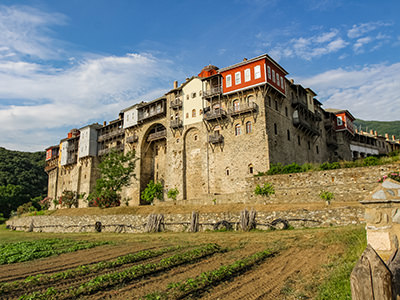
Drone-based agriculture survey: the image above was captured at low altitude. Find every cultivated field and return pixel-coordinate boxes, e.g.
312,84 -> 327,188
0,225 -> 366,299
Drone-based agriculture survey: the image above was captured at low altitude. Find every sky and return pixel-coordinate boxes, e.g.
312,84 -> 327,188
0,0 -> 399,152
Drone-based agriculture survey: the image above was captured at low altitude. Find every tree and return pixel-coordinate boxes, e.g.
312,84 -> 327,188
254,183 -> 275,197
0,184 -> 25,217
141,180 -> 163,204
88,150 -> 137,208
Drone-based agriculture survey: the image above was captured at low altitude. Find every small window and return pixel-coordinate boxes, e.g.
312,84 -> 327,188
308,141 -> 311,150
246,121 -> 252,134
287,130 -> 290,141
280,77 -> 284,90
233,99 -> 240,112
267,66 -> 271,79
285,107 -> 288,117
316,145 -> 319,154
186,95 -> 189,100
186,112 -> 189,119
274,123 -> 277,135
235,124 -> 241,136
297,136 -> 301,145
199,109 -> 203,115
244,68 -> 251,82
275,100 -> 278,110
248,164 -> 254,174
191,92 -> 196,98
226,168 -> 230,176
254,65 -> 261,79
272,69 -> 276,83
194,135 -> 198,141
192,109 -> 196,117
276,74 -> 280,87
337,116 -> 343,126
226,75 -> 232,87
268,96 -> 271,106
235,72 -> 241,85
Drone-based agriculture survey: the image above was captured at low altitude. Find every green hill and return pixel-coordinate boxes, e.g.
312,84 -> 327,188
0,147 -> 48,217
354,120 -> 400,138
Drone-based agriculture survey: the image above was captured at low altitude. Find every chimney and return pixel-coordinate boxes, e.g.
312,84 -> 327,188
243,58 -> 247,61
370,130 -> 374,135
173,80 -> 178,89
290,79 -> 294,84
355,129 -> 358,133
186,78 -> 189,82
374,131 -> 377,136
393,135 -> 396,141
103,121 -> 107,126
385,133 -> 389,139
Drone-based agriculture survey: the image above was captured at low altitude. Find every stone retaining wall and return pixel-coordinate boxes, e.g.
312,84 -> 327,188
7,205 -> 363,233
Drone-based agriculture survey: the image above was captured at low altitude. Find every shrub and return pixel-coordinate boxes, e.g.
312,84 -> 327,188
319,190 -> 334,204
254,183 -> 275,197
39,197 -> 52,210
141,180 -> 163,204
59,190 -> 80,208
167,188 -> 179,201
363,156 -> 379,166
320,162 -> 340,170
16,202 -> 36,216
267,163 -> 284,175
283,163 -> 302,174
378,172 -> 400,183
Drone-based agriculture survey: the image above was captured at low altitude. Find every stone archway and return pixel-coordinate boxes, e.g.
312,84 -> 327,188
183,127 -> 205,200
140,123 -> 167,204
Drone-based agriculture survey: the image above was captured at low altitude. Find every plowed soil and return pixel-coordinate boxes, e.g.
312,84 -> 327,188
0,226 -> 362,299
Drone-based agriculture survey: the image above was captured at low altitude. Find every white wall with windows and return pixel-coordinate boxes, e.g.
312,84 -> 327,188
183,78 -> 203,126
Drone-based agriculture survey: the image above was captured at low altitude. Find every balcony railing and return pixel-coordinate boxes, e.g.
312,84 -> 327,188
203,108 -> 227,121
98,144 -> 124,156
44,157 -> 58,172
66,156 -> 77,165
147,129 -> 167,142
291,98 -> 308,109
293,112 -> 320,137
170,98 -> 183,109
170,118 -> 183,129
203,86 -> 222,97
98,128 -> 124,142
228,102 -> 257,116
208,133 -> 224,144
138,106 -> 165,122
126,134 -> 138,143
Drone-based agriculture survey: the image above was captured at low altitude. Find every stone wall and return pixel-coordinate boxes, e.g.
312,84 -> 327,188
6,205 -> 363,234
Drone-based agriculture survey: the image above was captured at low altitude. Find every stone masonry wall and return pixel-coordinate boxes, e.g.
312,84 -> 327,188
7,205 -> 363,234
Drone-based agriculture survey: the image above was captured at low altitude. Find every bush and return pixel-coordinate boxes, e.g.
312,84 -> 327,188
167,188 -> 179,201
320,162 -> 340,170
254,183 -> 275,197
363,156 -> 379,166
141,180 -> 163,204
319,190 -> 334,204
16,202 -> 36,216
88,190 -> 121,208
267,163 -> 284,175
59,190 -> 80,208
283,163 -> 302,174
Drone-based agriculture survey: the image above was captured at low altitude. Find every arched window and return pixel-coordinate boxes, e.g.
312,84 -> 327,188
235,124 -> 241,136
248,164 -> 254,174
246,121 -> 252,134
247,95 -> 255,105
226,168 -> 230,176
192,109 -> 196,117
233,99 -> 240,112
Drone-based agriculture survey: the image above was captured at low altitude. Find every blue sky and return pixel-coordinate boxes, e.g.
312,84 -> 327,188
0,0 -> 399,151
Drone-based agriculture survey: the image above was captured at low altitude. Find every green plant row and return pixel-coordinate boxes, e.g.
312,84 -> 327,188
143,249 -> 275,300
0,239 -> 109,264
20,243 -> 222,300
0,245 -> 181,295
256,154 -> 399,176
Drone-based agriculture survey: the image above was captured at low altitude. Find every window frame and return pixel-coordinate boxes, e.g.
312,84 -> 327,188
226,74 -> 232,87
244,68 -> 251,82
235,71 -> 241,85
254,65 -> 261,79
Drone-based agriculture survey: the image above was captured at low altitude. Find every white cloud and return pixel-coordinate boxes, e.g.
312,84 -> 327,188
0,5 -> 67,60
347,21 -> 391,39
353,36 -> 372,53
299,63 -> 400,121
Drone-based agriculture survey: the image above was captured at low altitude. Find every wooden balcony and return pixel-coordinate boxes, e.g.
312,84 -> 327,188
170,98 -> 183,109
293,111 -> 320,137
228,102 -> 257,116
203,108 -> 227,121
138,106 -> 165,122
98,128 -> 124,142
147,129 -> 167,142
203,86 -> 222,98
208,133 -> 224,144
44,157 -> 58,172
98,144 -> 124,156
126,134 -> 138,143
170,119 -> 183,129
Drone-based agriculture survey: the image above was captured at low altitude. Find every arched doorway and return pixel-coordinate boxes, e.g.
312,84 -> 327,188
140,123 -> 167,204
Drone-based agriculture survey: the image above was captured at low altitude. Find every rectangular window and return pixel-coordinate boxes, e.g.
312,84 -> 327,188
267,66 -> 271,79
272,69 -> 276,83
276,73 -> 280,86
254,65 -> 261,79
235,72 -> 241,85
244,68 -> 251,82
226,75 -> 232,87
280,77 -> 284,90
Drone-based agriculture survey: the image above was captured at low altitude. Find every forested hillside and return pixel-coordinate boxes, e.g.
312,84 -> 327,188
0,147 -> 47,217
354,119 -> 400,138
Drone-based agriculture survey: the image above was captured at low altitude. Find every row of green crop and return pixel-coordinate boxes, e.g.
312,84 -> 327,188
0,245 -> 181,295
20,243 -> 222,300
0,239 -> 109,264
143,249 -> 275,299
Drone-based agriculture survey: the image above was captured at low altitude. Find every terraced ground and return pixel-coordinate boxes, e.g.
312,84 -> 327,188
0,225 -> 366,299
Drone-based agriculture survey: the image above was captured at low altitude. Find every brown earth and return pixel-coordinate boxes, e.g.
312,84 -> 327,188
0,226 -> 360,299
